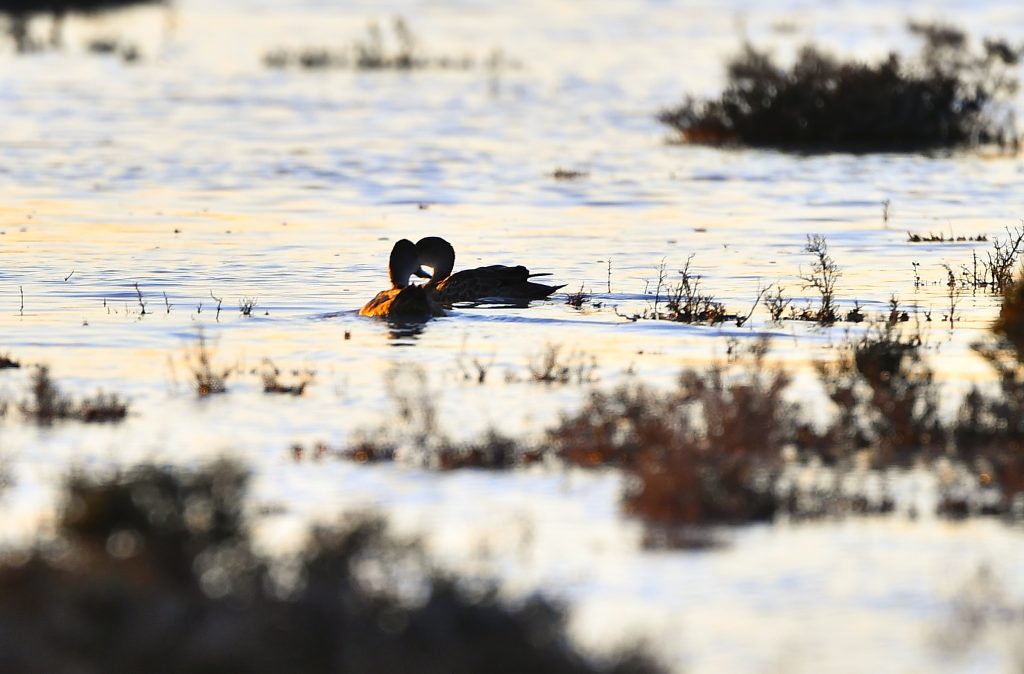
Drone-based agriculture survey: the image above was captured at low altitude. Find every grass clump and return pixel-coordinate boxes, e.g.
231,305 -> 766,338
344,365 -> 543,470
0,462 -> 662,674
762,285 -> 791,322
994,279 -> 1024,360
525,344 -> 597,385
566,285 -> 590,310
326,321 -> 1024,530
551,168 -> 589,180
798,234 -> 841,324
981,225 -> 1024,293
239,297 -> 258,317
18,366 -> 128,424
639,256 -> 736,325
430,431 -> 543,471
907,232 -> 988,243
549,342 -> 794,546
183,330 -> 231,397
260,359 -> 313,396
813,325 -> 945,467
264,18 -> 517,73
950,225 -> 1024,293
952,283 -> 1024,514
658,22 -> 1022,152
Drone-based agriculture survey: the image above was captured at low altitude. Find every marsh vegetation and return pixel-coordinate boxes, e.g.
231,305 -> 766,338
659,22 -> 1023,151
0,462 -> 662,674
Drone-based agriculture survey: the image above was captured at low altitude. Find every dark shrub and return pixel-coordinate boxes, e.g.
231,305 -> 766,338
993,279 -> 1024,360
815,325 -> 945,467
549,344 -> 795,544
0,462 -> 663,674
953,336 -> 1024,515
18,365 -> 128,424
659,23 -> 1022,152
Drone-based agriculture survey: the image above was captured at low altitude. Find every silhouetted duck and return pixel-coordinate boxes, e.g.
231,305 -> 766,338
360,239 -> 444,320
414,236 -> 565,304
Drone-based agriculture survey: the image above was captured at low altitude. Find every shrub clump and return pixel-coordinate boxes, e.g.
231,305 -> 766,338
813,325 -> 946,468
549,343 -> 795,546
993,279 -> 1024,360
264,18 -> 517,73
659,23 -> 1023,152
637,257 -> 737,325
18,366 -> 128,424
952,287 -> 1024,515
0,462 -> 663,674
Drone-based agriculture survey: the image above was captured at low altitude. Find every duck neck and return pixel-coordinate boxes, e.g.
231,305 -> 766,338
430,256 -> 454,285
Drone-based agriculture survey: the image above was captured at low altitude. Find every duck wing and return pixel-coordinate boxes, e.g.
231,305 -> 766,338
437,266 -> 564,303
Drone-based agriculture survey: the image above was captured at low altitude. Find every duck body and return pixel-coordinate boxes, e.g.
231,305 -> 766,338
360,285 -> 444,320
414,237 -> 565,305
432,265 -> 564,304
360,239 -> 444,321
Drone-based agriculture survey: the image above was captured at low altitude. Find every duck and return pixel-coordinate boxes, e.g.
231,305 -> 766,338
413,236 -> 565,304
360,239 -> 445,320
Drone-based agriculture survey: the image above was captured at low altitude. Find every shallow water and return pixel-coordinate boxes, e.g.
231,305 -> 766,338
2,0 -> 1024,671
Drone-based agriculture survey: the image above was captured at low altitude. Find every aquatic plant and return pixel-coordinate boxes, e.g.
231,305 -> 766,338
981,225 -> 1024,292
362,364 -> 544,469
949,280 -> 1024,513
907,232 -> 988,243
798,234 -> 841,324
239,296 -> 259,317
814,324 -> 946,468
332,439 -> 396,464
456,347 -> 494,384
551,168 -> 589,181
260,359 -> 313,396
0,462 -> 662,674
565,285 -> 590,309
183,330 -> 231,397
307,317 -> 1024,525
942,264 -> 962,327
549,341 -> 794,546
844,302 -> 866,323
762,285 -> 790,323
263,18 -> 518,73
886,296 -> 910,325
429,431 -> 543,471
993,279 -> 1024,360
86,36 -> 139,62
640,256 -> 736,325
659,22 -> 1023,152
525,344 -> 597,385
18,365 -> 128,424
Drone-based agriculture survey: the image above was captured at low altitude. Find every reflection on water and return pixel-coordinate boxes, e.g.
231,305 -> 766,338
2,1 -> 1024,672
385,320 -> 428,342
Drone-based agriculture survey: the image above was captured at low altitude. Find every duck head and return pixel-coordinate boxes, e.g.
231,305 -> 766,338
414,236 -> 456,284
388,239 -> 421,289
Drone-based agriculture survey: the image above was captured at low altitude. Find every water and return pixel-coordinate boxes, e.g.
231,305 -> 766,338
2,1 -> 1024,671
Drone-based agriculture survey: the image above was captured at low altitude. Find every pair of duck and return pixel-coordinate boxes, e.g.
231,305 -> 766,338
360,236 -> 564,320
